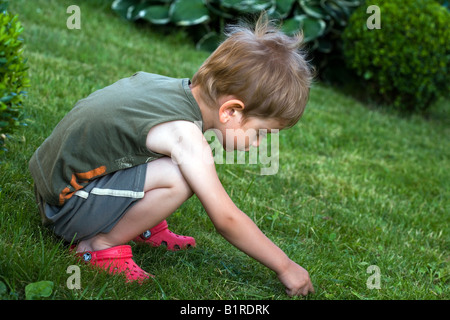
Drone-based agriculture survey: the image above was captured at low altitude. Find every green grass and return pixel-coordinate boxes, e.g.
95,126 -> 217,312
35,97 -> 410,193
0,0 -> 448,300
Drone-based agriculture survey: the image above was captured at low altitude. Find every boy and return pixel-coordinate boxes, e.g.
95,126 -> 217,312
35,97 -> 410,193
29,15 -> 314,297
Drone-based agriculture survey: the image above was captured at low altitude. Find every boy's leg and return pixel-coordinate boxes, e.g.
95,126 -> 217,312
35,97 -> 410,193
77,157 -> 193,252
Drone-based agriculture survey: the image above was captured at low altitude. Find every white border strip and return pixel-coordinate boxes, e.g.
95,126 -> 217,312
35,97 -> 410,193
74,188 -> 144,200
74,190 -> 89,199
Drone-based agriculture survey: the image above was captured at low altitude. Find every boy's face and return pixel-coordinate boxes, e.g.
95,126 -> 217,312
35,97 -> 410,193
215,115 -> 281,152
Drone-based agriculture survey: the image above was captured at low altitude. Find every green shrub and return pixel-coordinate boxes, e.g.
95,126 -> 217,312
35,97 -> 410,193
342,0 -> 450,112
111,0 -> 362,54
0,1 -> 29,152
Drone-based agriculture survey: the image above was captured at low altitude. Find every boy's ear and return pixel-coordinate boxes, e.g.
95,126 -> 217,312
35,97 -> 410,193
219,99 -> 245,123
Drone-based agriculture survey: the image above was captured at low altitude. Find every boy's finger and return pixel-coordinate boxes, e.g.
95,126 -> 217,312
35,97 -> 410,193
300,286 -> 310,296
298,283 -> 314,296
286,287 -> 300,297
286,282 -> 314,297
291,286 -> 308,297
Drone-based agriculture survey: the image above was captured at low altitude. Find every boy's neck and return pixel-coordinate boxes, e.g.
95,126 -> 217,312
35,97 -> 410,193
190,85 -> 216,132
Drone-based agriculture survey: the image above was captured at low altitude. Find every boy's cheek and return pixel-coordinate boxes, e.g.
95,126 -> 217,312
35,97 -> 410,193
226,133 -> 255,152
213,129 -> 256,152
222,140 -> 238,152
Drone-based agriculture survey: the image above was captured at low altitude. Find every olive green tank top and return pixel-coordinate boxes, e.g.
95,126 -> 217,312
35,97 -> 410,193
29,72 -> 203,206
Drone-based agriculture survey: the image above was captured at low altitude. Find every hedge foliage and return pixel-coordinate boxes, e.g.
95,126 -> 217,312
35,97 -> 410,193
0,1 -> 29,152
342,0 -> 450,111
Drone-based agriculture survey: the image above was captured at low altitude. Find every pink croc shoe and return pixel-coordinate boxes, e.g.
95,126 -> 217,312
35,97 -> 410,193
76,245 -> 151,283
134,220 -> 196,251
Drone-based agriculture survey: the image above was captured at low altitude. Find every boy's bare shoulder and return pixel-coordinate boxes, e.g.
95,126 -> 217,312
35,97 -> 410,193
146,120 -> 205,158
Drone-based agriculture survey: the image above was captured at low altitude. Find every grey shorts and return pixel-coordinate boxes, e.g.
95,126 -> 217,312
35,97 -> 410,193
40,163 -> 147,242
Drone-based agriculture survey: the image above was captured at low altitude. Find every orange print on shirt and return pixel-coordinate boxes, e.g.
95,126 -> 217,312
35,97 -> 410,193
59,166 -> 107,205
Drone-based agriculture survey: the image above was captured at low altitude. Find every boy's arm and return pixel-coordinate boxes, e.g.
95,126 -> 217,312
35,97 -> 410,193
146,121 -> 314,296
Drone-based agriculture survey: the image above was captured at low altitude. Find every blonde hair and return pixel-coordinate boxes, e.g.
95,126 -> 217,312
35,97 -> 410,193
191,13 -> 314,128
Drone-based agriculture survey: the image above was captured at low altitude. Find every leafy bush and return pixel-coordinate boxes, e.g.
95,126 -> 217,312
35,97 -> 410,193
0,1 -> 29,152
111,0 -> 362,55
342,0 -> 450,112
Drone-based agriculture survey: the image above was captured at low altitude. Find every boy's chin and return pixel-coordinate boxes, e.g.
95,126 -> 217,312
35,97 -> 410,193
222,143 -> 235,152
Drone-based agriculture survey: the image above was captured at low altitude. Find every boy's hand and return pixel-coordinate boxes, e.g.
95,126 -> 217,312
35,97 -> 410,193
277,260 -> 314,297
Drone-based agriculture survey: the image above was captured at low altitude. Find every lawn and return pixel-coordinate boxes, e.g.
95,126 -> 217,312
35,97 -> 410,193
0,0 -> 448,301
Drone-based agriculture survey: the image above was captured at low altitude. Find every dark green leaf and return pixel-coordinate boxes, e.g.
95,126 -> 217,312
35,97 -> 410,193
337,0 -> 361,7
299,0 -> 329,19
321,0 -> 348,26
221,0 -> 275,14
301,16 -> 326,41
111,0 -> 140,20
25,281 -> 54,300
128,2 -> 158,21
282,15 -> 326,41
0,93 -> 16,103
204,1 -> 235,19
139,5 -> 170,24
275,0 -> 296,18
196,32 -> 222,52
169,0 -> 210,26
281,16 -> 303,36
0,1 -> 8,13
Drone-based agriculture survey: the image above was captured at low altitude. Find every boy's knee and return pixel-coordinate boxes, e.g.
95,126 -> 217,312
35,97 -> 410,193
168,161 -> 193,199
145,158 -> 193,198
